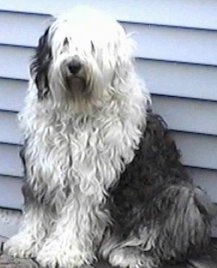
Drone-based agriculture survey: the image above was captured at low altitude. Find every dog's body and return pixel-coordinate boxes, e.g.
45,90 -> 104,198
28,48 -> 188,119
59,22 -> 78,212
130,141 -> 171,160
5,7 -> 215,268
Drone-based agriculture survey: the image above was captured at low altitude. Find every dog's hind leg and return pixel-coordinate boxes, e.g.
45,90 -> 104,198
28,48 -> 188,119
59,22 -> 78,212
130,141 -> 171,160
108,247 -> 159,268
99,228 -> 160,268
102,184 -> 215,268
151,185 -> 214,263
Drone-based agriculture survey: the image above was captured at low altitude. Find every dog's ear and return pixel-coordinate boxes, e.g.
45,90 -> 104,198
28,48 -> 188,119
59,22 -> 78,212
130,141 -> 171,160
30,26 -> 52,100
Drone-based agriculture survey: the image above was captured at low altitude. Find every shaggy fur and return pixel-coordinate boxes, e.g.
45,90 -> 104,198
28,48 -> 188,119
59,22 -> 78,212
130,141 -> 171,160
100,112 -> 215,268
4,6 -> 215,268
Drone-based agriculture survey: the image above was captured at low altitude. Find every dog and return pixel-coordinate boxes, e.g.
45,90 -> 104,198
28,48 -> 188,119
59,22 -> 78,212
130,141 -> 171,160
4,6 -> 216,268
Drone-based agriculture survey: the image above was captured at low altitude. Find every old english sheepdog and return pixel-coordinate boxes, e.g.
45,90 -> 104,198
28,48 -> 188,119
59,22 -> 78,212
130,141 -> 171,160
4,6 -> 216,268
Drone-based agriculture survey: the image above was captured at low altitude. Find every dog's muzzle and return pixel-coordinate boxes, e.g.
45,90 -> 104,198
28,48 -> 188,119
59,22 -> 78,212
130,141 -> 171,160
67,57 -> 83,75
64,56 -> 86,93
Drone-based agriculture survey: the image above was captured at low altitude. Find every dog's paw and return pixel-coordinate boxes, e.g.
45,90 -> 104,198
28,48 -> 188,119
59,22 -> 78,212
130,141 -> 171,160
37,250 -> 85,268
4,233 -> 38,258
36,241 -> 93,268
108,248 -> 159,268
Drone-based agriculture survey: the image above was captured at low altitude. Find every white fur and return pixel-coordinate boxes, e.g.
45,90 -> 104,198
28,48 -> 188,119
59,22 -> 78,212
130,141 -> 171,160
5,7 -> 150,268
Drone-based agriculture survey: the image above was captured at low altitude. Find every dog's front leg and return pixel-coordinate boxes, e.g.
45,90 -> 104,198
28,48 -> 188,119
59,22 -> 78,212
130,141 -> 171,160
36,192 -> 106,268
4,202 -> 50,258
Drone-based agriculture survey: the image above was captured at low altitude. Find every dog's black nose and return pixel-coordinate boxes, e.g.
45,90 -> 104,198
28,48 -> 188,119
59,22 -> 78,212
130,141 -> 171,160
68,59 -> 82,75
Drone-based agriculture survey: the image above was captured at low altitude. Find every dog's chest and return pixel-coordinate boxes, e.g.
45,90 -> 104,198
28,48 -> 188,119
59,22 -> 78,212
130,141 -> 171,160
25,116 -> 137,198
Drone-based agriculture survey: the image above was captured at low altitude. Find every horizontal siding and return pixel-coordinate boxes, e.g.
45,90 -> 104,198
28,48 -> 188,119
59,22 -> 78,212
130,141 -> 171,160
172,132 -> 217,170
0,45 -> 32,79
0,12 -> 52,47
137,60 -> 217,101
152,96 -> 217,135
0,111 -> 21,144
0,78 -> 26,111
1,0 -> 217,30
128,23 -> 217,66
0,176 -> 23,209
0,144 -> 22,177
0,208 -> 22,237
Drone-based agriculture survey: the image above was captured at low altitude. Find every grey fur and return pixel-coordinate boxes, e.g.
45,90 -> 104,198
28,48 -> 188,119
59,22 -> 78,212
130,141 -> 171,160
99,113 -> 216,267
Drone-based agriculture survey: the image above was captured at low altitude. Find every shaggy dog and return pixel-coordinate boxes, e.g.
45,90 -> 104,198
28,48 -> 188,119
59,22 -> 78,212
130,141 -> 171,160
4,6 -> 215,268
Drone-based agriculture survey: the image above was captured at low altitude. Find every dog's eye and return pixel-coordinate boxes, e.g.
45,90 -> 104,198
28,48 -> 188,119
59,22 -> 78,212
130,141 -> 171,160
91,41 -> 95,54
63,37 -> 69,46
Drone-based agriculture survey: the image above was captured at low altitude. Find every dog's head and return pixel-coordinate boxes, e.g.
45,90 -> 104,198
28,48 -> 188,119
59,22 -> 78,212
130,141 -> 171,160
30,7 -> 135,104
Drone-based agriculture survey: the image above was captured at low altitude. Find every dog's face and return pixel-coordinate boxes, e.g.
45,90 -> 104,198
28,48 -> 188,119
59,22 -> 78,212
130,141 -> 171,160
30,7 -> 134,103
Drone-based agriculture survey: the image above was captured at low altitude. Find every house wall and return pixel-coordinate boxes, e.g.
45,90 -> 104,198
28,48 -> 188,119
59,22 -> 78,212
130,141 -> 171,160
0,0 -> 217,237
